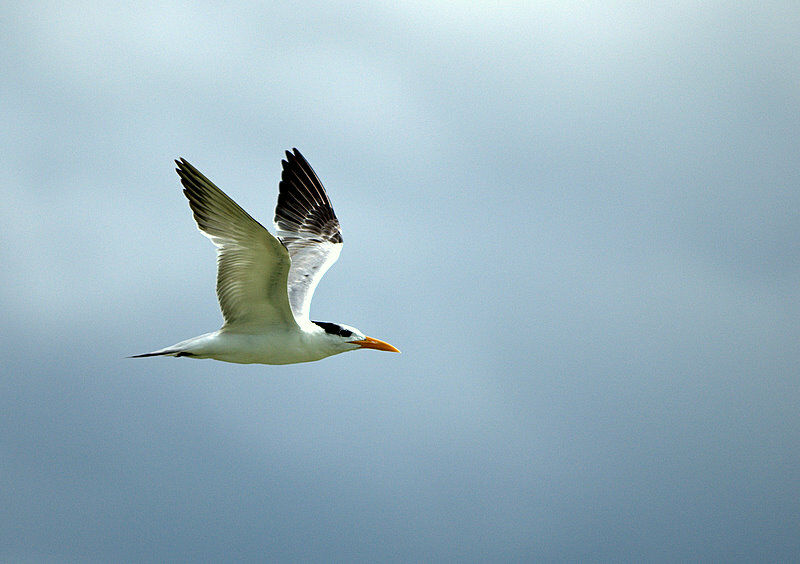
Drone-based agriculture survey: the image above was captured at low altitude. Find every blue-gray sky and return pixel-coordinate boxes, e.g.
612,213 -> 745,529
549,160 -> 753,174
2,2 -> 798,561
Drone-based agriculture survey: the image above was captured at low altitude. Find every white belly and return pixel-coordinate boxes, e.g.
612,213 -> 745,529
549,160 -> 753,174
178,329 -> 339,365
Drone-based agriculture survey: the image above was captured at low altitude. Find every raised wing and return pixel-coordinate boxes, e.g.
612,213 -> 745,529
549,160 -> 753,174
176,158 -> 298,331
274,149 -> 343,323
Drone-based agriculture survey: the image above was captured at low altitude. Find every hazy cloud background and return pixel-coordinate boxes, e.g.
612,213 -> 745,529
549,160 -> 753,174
2,2 -> 798,561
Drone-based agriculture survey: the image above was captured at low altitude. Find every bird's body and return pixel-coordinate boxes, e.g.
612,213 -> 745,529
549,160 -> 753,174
132,149 -> 398,365
136,327 -> 345,365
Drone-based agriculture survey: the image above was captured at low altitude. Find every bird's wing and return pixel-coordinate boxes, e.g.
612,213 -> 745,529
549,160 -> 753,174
274,149 -> 343,324
176,158 -> 298,331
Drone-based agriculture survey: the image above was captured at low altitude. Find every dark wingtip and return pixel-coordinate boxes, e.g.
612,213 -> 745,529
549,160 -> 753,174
274,147 -> 342,243
285,148 -> 304,162
175,157 -> 197,172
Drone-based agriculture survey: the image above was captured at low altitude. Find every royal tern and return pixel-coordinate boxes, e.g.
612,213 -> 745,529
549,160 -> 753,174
132,149 -> 399,364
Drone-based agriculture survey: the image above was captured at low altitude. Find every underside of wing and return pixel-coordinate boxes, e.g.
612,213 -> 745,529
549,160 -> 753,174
176,158 -> 297,331
274,149 -> 343,323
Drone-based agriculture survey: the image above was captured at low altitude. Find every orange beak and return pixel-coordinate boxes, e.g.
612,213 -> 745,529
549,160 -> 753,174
350,336 -> 400,353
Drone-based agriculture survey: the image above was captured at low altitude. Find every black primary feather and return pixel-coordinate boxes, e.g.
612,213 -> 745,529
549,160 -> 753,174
275,148 -> 342,245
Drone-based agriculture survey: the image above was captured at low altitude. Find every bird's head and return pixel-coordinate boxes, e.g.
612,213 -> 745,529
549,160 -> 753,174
312,321 -> 400,354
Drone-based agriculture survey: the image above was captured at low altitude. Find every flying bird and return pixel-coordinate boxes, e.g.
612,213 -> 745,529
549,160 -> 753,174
132,149 -> 399,364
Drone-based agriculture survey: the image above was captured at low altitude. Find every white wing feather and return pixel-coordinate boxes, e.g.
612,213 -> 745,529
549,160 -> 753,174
274,149 -> 344,324
176,158 -> 298,331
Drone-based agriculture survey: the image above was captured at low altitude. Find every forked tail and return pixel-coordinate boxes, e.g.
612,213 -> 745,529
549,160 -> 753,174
129,334 -> 214,359
128,349 -> 196,358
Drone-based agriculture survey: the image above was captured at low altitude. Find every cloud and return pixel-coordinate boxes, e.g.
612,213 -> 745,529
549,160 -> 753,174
1,2 -> 798,561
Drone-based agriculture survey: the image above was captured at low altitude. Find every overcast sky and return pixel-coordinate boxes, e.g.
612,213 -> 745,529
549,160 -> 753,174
2,2 -> 798,561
